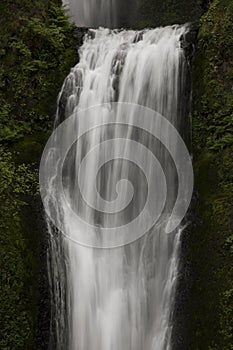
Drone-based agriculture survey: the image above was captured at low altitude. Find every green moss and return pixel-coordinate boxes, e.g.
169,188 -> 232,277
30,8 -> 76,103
189,0 -> 233,348
0,0 -> 78,348
0,0 -> 78,143
0,147 -> 38,349
193,0 -> 233,151
12,132 -> 50,164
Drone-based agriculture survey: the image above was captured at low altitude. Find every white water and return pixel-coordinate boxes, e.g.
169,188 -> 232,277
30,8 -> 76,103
63,0 -> 118,27
46,26 -> 189,350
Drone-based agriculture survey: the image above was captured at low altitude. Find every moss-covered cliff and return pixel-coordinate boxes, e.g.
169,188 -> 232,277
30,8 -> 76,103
174,1 -> 233,349
0,1 -> 78,348
189,1 -> 233,348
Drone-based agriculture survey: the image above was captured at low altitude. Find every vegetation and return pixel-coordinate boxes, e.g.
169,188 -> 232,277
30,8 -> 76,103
0,0 -> 78,142
0,147 -> 36,349
188,0 -> 233,348
0,0 -> 78,348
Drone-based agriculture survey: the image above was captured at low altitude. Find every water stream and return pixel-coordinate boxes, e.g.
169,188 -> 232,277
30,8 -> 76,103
45,25 -> 189,350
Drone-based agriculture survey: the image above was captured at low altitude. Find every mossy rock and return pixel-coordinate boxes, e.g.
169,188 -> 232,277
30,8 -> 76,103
181,1 -> 233,348
12,132 -> 50,164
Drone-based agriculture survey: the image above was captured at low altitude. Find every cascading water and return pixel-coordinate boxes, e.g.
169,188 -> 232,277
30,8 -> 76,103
43,25 -> 191,350
62,0 -> 137,28
63,0 -> 118,27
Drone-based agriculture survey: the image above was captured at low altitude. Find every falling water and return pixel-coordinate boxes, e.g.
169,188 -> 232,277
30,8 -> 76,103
63,0 -> 118,27
62,0 -> 137,28
45,26 -> 190,350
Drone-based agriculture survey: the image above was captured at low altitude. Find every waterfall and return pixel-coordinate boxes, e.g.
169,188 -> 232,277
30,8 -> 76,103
41,25 -> 192,350
63,0 -> 118,27
62,0 -> 137,27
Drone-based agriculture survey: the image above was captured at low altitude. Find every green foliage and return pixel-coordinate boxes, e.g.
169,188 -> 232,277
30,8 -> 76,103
190,0 -> 233,348
0,0 -> 78,348
193,0 -> 233,152
0,0 -> 77,142
0,147 -> 37,349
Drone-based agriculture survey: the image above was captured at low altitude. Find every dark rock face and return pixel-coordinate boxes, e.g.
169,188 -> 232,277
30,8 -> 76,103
179,25 -> 198,135
170,27 -> 198,350
34,200 -> 51,350
171,195 -> 199,350
132,0 -> 202,29
20,193 -> 51,350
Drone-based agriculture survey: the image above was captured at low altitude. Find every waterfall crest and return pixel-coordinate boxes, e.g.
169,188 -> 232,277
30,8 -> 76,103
46,26 -> 189,350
